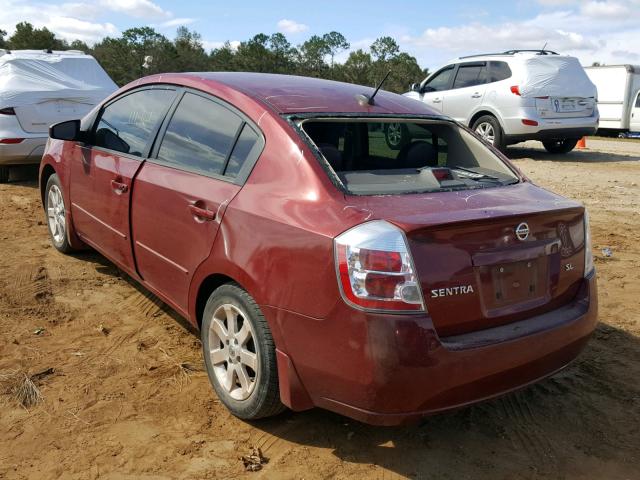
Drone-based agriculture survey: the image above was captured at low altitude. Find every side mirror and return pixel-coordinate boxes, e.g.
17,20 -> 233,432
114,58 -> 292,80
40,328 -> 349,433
411,83 -> 421,92
50,119 -> 82,141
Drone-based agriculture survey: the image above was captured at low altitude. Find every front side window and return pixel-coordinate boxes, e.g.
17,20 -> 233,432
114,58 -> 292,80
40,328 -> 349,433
157,93 -> 243,176
93,88 -> 175,157
301,119 -> 518,195
453,64 -> 488,89
424,66 -> 454,92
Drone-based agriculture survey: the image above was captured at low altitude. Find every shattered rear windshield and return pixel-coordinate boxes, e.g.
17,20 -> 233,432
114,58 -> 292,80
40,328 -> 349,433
299,119 -> 519,195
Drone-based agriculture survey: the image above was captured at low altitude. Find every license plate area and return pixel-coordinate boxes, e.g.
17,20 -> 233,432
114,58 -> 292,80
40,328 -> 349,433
476,257 -> 550,316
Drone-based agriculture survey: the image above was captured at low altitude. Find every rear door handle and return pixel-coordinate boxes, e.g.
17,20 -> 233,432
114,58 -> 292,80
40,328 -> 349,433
189,203 -> 216,221
110,179 -> 128,194
432,98 -> 442,103
471,93 -> 482,98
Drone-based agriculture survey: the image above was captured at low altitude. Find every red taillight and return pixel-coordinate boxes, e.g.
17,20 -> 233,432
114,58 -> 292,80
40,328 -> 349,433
360,248 -> 402,272
334,221 -> 425,312
431,168 -> 453,181
0,138 -> 24,144
0,107 -> 16,115
510,85 -> 520,96
521,119 -> 539,126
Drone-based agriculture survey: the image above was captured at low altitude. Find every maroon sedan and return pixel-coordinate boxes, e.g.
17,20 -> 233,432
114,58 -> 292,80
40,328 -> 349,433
40,73 -> 597,425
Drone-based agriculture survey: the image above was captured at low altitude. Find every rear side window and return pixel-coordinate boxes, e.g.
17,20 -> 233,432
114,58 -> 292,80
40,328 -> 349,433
453,64 -> 488,89
636,92 -> 640,108
225,124 -> 262,179
94,88 -> 175,157
157,93 -> 242,176
489,61 -> 512,82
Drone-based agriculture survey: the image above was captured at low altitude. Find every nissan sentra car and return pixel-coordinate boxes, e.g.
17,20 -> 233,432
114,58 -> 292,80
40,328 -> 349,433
39,72 -> 597,426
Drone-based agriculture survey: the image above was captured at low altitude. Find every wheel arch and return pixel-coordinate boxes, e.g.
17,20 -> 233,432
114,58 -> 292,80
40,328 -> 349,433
468,109 -> 505,131
39,162 -> 57,209
194,273 -> 241,329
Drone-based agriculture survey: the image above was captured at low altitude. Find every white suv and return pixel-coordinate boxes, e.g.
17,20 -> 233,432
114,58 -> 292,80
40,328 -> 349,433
397,50 -> 598,154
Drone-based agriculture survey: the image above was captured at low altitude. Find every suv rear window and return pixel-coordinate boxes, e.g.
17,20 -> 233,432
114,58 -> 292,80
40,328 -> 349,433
300,119 -> 518,195
489,61 -> 512,82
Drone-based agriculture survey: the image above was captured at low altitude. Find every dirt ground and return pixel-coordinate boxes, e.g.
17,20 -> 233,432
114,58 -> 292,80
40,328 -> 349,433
1,138 -> 639,480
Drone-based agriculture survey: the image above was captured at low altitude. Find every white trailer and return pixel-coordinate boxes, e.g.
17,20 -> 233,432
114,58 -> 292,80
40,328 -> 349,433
584,64 -> 640,134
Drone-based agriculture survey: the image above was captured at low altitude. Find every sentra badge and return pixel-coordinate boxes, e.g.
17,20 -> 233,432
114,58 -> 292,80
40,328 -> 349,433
431,285 -> 474,298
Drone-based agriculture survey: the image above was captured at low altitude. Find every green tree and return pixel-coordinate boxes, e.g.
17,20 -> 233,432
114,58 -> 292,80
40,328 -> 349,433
174,26 -> 208,71
0,29 -> 6,49
370,36 -> 400,62
268,33 -> 296,73
323,31 -> 349,68
339,49 -> 373,86
298,35 -> 330,76
8,22 -> 67,50
234,33 -> 271,72
68,40 -> 90,53
209,42 -> 238,71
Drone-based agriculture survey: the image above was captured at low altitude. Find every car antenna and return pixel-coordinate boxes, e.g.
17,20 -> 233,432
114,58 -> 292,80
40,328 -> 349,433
541,42 -> 548,53
356,71 -> 391,106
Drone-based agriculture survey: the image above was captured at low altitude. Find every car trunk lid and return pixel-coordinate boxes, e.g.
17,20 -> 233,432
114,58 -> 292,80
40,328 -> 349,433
534,96 -> 595,119
14,98 -> 95,133
344,183 -> 586,336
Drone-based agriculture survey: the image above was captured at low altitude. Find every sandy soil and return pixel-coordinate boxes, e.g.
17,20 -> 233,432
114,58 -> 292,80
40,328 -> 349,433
1,140 -> 639,480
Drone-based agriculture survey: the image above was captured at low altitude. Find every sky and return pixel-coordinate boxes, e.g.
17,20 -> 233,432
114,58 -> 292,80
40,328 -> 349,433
0,0 -> 638,71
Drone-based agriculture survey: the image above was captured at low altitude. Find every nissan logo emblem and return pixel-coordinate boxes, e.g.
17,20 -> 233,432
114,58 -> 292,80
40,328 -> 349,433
515,222 -> 530,241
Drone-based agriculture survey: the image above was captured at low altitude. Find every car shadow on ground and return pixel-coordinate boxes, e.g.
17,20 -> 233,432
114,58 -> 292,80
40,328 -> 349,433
506,145 -> 639,163
246,322 -> 639,478
69,247 -> 639,478
4,164 -> 40,185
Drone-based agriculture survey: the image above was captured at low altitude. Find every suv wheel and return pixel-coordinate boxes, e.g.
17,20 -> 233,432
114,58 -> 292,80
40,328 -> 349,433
384,122 -> 409,150
45,174 -> 75,253
0,166 -> 9,183
201,283 -> 285,420
472,115 -> 506,152
542,139 -> 579,154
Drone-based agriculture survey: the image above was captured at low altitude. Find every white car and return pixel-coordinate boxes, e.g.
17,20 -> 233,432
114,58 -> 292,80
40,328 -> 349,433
396,50 -> 598,154
0,49 -> 117,182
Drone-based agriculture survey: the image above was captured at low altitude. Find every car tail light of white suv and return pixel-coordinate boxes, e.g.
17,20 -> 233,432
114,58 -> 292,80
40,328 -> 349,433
334,220 -> 425,312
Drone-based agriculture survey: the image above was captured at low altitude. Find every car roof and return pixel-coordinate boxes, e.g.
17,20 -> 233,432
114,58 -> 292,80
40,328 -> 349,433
159,72 -> 441,116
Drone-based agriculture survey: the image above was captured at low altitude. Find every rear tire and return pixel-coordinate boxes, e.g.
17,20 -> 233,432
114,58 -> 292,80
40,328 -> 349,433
472,115 -> 506,152
45,174 -> 75,254
0,166 -> 9,183
201,283 -> 285,420
384,122 -> 409,150
542,138 -> 578,154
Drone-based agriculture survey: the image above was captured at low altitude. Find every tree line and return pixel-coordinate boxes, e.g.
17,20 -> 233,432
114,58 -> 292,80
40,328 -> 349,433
0,22 -> 429,93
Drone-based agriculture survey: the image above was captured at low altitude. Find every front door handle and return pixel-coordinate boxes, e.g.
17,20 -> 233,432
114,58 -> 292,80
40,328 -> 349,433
432,98 -> 442,103
471,93 -> 482,98
110,179 -> 128,194
189,203 -> 216,221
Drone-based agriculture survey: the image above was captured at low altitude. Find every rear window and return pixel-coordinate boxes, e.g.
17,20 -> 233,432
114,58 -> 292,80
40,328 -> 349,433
489,61 -> 512,82
300,119 -> 518,195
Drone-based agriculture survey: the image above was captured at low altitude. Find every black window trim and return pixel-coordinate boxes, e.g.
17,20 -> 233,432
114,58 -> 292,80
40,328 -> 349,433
89,85 -> 179,161
148,87 -> 266,186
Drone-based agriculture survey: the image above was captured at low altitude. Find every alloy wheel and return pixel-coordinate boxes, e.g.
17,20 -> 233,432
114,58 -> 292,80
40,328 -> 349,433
475,122 -> 496,144
208,303 -> 259,401
387,123 -> 403,147
47,184 -> 66,245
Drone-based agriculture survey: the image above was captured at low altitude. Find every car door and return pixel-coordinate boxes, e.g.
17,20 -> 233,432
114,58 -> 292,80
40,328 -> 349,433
419,65 -> 456,113
442,62 -> 489,123
69,87 -> 177,273
131,90 -> 265,313
630,90 -> 640,132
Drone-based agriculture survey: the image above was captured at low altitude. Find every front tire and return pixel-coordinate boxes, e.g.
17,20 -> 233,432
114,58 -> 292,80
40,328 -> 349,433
472,115 -> 506,152
201,283 -> 285,420
45,174 -> 75,253
0,166 -> 9,183
542,138 -> 578,154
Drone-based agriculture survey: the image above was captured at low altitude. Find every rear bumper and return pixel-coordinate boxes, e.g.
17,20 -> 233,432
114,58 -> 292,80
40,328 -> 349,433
0,136 -> 47,165
505,127 -> 597,145
268,272 -> 597,426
